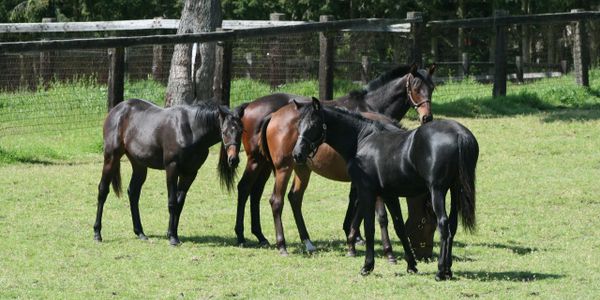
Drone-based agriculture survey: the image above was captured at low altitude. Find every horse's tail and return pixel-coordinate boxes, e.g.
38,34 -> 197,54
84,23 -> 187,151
456,133 -> 479,233
111,158 -> 122,198
258,114 -> 273,163
218,143 -> 237,192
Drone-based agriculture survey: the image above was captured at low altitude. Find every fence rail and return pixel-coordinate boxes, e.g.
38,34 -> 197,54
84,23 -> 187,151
0,9 -> 598,106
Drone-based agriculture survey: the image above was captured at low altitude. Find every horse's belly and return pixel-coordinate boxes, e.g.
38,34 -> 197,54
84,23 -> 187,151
307,145 -> 350,181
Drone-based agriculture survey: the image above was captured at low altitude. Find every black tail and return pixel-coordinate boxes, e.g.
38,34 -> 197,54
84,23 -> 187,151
456,133 -> 478,233
111,159 -> 122,198
218,143 -> 238,192
258,114 -> 273,163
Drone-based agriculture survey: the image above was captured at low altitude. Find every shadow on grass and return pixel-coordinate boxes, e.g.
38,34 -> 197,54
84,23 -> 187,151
455,270 -> 564,282
434,92 -> 600,122
0,147 -> 55,165
453,240 -> 539,256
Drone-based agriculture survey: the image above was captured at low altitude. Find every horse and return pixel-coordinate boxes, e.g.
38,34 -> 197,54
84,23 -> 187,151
235,64 -> 438,256
93,98 -> 245,246
292,98 -> 478,281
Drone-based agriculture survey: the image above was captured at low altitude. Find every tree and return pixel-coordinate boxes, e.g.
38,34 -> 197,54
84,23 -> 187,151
165,0 -> 222,107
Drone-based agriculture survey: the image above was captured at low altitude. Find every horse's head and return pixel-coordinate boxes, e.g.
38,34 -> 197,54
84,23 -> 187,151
405,63 -> 435,124
218,105 -> 243,169
292,97 -> 326,165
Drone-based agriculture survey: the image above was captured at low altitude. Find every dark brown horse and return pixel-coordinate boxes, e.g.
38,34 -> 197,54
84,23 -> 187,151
235,64 -> 438,257
93,98 -> 245,245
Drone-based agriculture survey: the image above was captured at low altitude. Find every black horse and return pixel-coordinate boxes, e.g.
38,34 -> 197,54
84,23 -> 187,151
292,98 -> 478,280
93,98 -> 245,245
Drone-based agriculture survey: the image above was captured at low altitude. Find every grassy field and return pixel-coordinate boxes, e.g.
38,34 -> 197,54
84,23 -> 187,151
1,72 -> 600,298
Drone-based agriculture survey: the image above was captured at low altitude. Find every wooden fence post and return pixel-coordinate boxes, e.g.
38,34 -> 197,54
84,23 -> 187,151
39,18 -> 56,89
244,52 -> 253,79
214,28 -> 233,107
319,15 -> 335,101
493,10 -> 508,97
361,56 -> 370,85
561,60 -> 569,74
152,18 -> 165,83
107,47 -> 125,110
269,13 -> 285,89
515,56 -> 524,83
407,11 -> 423,66
462,52 -> 470,78
570,9 -> 589,87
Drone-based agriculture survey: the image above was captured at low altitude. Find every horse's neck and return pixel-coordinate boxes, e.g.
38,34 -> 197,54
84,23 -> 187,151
363,78 -> 410,121
190,107 -> 222,146
323,109 -> 375,162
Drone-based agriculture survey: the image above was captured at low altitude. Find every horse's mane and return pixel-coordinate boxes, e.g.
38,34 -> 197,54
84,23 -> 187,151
301,104 -> 406,133
191,99 -> 224,130
344,64 -> 412,103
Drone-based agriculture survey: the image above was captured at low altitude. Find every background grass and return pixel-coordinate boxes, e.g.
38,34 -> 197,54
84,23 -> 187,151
1,73 -> 600,298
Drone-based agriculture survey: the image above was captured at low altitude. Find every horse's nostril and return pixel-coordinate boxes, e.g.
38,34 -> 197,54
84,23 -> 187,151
422,115 -> 433,124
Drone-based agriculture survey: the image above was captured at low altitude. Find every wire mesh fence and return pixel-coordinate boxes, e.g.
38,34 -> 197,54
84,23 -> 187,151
1,16 -> 599,140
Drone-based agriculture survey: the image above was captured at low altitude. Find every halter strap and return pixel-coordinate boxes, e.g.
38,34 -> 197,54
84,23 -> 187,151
406,73 -> 431,109
298,123 -> 327,159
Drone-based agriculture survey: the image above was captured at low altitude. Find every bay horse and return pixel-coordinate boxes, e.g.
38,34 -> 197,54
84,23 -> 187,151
93,98 -> 245,246
292,98 -> 478,280
235,64 -> 438,256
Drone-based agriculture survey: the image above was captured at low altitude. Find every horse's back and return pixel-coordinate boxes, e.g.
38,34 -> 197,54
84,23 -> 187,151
242,93 -> 310,155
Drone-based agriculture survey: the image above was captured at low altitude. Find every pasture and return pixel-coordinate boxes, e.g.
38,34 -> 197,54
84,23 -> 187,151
1,73 -> 600,298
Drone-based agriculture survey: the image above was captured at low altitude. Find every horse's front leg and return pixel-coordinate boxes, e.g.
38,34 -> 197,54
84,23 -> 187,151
269,166 -> 293,255
288,165 -> 316,253
356,186 -> 376,275
376,196 -> 396,264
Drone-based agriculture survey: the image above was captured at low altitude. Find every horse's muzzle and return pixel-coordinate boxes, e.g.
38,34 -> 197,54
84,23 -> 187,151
421,114 -> 433,124
228,155 -> 239,168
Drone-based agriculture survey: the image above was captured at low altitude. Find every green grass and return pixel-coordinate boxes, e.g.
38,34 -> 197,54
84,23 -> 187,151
1,72 -> 600,298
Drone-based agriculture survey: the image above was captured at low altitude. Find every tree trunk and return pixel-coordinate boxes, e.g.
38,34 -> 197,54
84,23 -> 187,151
165,0 -> 222,107
195,0 -> 221,101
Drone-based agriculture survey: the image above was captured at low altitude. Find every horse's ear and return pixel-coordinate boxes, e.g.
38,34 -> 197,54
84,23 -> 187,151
428,63 -> 436,75
292,99 -> 301,110
217,105 -> 230,120
311,97 -> 321,111
409,62 -> 418,75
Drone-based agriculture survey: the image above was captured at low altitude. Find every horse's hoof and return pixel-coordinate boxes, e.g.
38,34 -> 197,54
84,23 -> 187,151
347,250 -> 357,257
94,235 -> 102,243
445,270 -> 453,279
236,237 -> 246,246
435,271 -> 448,281
258,239 -> 270,247
138,233 -> 148,241
360,267 -> 372,276
407,266 -> 418,274
304,240 -> 317,253
279,248 -> 289,256
355,236 -> 365,246
387,256 -> 397,264
169,237 -> 181,246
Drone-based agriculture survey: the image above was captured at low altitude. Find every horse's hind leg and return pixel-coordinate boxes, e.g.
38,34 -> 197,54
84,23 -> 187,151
235,157 -> 270,246
93,154 -> 119,242
384,197 -> 418,273
128,163 -> 148,240
288,165 -> 316,253
445,185 -> 460,279
430,187 -> 451,281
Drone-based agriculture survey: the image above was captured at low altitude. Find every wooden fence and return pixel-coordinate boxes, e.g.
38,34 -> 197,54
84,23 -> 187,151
0,9 -> 599,108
